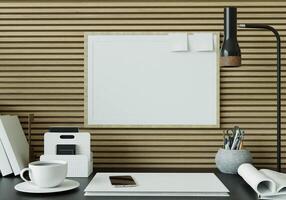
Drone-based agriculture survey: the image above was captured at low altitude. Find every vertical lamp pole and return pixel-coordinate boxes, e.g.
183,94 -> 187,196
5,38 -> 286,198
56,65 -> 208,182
239,24 -> 281,172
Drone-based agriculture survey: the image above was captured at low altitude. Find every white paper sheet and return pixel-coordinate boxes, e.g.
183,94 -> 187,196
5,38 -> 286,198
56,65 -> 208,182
168,33 -> 189,51
191,33 -> 214,51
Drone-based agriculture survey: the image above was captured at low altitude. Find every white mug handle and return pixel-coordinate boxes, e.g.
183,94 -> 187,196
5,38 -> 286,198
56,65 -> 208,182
20,168 -> 30,182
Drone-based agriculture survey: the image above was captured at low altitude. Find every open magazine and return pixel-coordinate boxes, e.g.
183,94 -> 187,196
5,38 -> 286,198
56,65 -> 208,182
238,163 -> 286,199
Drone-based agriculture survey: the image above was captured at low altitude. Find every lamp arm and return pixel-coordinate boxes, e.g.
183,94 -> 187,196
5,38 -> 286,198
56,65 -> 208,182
239,23 -> 281,172
239,24 -> 280,39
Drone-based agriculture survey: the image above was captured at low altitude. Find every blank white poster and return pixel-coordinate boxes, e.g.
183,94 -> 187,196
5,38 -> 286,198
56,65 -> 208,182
85,32 -> 219,127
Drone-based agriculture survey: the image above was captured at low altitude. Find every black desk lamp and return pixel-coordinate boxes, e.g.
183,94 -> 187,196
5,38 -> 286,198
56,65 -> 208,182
238,23 -> 281,172
220,7 -> 282,172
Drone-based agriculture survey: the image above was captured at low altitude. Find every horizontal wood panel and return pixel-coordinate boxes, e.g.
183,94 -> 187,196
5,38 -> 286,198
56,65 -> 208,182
0,1 -> 286,169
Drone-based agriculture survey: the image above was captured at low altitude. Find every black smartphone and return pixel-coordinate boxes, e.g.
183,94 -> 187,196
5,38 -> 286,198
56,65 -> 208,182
109,176 -> 137,187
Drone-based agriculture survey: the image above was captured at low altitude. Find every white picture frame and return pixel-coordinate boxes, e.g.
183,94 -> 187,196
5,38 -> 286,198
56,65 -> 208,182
84,32 -> 220,128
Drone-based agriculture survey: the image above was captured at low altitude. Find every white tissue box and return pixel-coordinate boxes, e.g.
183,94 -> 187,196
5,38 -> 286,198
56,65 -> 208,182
41,132 -> 93,177
40,153 -> 93,177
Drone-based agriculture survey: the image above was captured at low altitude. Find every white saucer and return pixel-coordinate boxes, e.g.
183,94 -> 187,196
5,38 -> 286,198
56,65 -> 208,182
15,179 -> 80,193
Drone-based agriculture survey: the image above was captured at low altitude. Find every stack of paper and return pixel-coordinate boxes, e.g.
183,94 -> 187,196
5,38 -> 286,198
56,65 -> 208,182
84,173 -> 229,196
0,115 -> 29,176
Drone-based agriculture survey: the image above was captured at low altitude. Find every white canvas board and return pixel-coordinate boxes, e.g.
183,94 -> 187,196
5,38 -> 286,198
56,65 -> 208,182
86,32 -> 219,127
84,173 -> 229,196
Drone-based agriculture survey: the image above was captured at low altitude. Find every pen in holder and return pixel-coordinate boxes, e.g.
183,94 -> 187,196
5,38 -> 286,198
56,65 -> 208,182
215,126 -> 253,174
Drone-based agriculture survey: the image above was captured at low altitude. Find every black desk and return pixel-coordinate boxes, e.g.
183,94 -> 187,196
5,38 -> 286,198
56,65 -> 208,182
0,169 -> 258,200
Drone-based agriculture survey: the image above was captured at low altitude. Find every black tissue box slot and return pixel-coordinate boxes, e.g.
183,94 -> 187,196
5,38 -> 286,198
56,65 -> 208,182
56,144 -> 76,155
60,135 -> 75,139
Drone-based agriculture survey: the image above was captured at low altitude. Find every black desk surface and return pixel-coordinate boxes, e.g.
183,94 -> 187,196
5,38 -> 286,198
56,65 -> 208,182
0,169 -> 258,200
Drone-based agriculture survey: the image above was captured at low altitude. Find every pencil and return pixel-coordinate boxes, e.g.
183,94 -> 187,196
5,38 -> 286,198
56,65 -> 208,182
239,140 -> 243,150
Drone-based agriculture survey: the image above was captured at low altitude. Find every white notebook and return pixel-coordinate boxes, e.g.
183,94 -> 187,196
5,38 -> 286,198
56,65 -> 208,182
0,115 -> 29,175
84,173 -> 229,196
0,139 -> 13,176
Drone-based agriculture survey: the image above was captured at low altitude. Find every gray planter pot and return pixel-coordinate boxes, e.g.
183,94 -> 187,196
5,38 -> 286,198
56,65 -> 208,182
215,148 -> 253,174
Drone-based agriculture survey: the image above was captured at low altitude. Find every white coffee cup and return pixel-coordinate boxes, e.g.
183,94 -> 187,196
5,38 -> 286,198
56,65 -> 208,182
20,160 -> 67,188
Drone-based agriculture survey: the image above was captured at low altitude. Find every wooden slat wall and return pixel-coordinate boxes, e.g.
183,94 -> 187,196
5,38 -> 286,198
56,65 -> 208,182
0,1 -> 285,169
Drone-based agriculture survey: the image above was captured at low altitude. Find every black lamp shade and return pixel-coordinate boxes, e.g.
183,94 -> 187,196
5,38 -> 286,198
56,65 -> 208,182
220,7 -> 241,67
